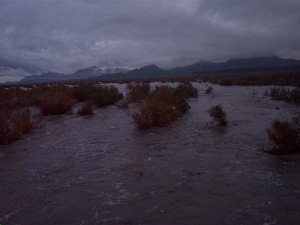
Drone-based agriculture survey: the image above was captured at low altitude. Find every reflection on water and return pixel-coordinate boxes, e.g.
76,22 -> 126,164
1,83 -> 300,225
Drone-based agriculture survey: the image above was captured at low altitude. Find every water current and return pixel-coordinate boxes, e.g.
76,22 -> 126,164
1,83 -> 299,224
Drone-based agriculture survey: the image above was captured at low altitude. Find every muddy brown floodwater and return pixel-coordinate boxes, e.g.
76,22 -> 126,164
1,83 -> 300,225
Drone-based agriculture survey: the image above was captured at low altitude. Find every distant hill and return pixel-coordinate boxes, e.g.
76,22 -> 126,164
168,61 -> 218,75
19,66 -> 129,84
169,56 -> 300,75
7,56 -> 300,84
128,64 -> 165,76
21,72 -> 67,83
69,66 -> 129,79
98,56 -> 300,81
219,56 -> 300,69
99,64 -> 167,80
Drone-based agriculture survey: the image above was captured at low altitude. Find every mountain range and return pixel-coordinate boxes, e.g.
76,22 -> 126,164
3,56 -> 300,84
98,56 -> 300,80
20,66 -> 129,83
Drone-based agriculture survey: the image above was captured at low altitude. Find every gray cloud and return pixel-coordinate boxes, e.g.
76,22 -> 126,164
0,0 -> 299,76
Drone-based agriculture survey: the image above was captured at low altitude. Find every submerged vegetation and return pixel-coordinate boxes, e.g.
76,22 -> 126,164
126,82 -> 150,102
0,80 -> 299,153
0,108 -> 37,145
264,87 -> 300,155
174,82 -> 198,98
0,88 -> 39,145
34,90 -> 77,115
77,102 -> 94,116
0,83 -> 123,144
132,83 -> 197,129
266,87 -> 300,105
205,86 -> 213,94
208,104 -> 228,126
93,86 -> 123,107
0,89 -> 41,145
71,84 -> 123,107
267,116 -> 300,155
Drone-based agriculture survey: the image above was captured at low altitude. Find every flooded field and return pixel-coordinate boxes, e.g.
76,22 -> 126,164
1,83 -> 300,225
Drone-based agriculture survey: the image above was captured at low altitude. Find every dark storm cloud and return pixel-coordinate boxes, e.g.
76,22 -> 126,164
0,0 -> 299,74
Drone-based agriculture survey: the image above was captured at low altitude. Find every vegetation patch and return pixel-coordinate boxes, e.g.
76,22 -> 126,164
195,72 -> 300,87
266,87 -> 300,105
0,83 -> 125,144
0,87 -> 42,145
0,108 -> 37,145
208,104 -> 228,126
34,91 -> 77,115
71,83 -> 98,102
267,116 -> 300,155
132,85 -> 191,129
71,84 -> 123,107
205,86 -> 213,94
77,102 -> 94,116
0,88 -> 32,109
126,82 -> 150,102
174,82 -> 198,98
93,85 -> 123,107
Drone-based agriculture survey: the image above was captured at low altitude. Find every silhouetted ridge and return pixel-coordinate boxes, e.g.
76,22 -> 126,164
13,56 -> 300,84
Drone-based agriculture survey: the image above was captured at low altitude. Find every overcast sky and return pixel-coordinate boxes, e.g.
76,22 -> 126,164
0,0 -> 300,75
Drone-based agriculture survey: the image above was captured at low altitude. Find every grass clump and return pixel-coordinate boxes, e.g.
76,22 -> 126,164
71,84 -> 123,107
94,85 -> 123,107
174,82 -> 198,98
205,86 -> 213,94
0,108 -> 36,145
0,87 -> 41,145
71,83 -> 97,102
133,85 -> 190,129
34,91 -> 77,115
267,116 -> 300,155
77,102 -> 94,116
267,87 -> 300,105
208,104 -> 228,126
126,82 -> 150,102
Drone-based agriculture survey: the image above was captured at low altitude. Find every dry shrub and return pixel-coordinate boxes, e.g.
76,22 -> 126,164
126,82 -> 150,102
0,87 -> 41,145
268,87 -> 300,105
77,102 -> 94,116
133,85 -> 190,129
71,83 -> 97,102
174,82 -> 198,98
71,84 -> 123,107
205,86 -> 213,94
117,98 -> 128,108
94,85 -> 123,107
0,108 -> 37,145
34,92 -> 77,115
208,104 -> 228,126
132,102 -> 154,129
0,88 -> 32,109
267,116 -> 300,155
11,109 -> 34,134
28,85 -> 77,115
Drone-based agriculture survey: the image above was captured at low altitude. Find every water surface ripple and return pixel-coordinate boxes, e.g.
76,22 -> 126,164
1,84 -> 300,225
